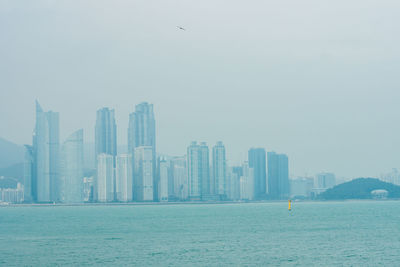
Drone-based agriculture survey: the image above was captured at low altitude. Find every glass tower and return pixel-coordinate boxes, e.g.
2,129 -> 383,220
60,129 -> 84,203
248,148 -> 267,200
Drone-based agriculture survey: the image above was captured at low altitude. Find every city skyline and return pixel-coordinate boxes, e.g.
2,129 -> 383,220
20,100 -> 332,204
7,98 -> 399,181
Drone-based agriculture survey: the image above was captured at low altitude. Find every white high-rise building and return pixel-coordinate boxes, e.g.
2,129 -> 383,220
212,141 -> 226,196
60,129 -> 84,203
159,158 -> 169,202
227,168 -> 240,200
187,142 -> 210,200
171,156 -> 188,200
134,146 -> 154,201
240,162 -> 254,200
34,101 -> 60,203
116,154 -> 133,202
96,154 -> 114,202
128,103 -> 156,200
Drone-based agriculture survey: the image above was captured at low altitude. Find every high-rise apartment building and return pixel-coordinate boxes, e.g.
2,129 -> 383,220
116,154 -> 133,202
267,152 -> 289,199
187,142 -> 210,200
170,156 -> 187,200
33,101 -> 60,203
133,146 -> 154,201
159,158 -> 169,202
95,107 -> 117,160
240,161 -> 254,200
227,167 -> 240,200
128,102 -> 156,200
23,145 -> 34,203
60,129 -> 84,203
212,141 -> 226,197
96,153 -> 114,202
248,148 -> 267,199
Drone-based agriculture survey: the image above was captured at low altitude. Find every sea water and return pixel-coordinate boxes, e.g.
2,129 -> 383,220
1,201 -> 399,266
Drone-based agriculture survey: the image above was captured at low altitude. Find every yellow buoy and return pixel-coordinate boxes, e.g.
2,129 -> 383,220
288,199 -> 292,211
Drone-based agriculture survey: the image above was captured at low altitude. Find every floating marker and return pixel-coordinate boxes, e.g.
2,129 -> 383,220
288,199 -> 292,211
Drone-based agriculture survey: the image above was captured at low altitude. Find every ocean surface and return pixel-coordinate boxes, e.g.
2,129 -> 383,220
1,201 -> 400,266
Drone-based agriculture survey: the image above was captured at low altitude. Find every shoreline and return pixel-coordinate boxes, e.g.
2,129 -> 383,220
1,198 -> 399,207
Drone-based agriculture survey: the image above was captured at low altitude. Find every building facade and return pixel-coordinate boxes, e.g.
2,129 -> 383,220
116,154 -> 133,202
187,142 -> 210,200
96,153 -> 114,202
134,146 -> 154,201
267,152 -> 289,200
128,102 -> 156,200
248,148 -> 266,200
60,129 -> 84,203
212,141 -> 226,197
33,101 -> 60,203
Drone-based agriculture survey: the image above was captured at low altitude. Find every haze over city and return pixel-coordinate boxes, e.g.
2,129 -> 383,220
1,0 -> 400,179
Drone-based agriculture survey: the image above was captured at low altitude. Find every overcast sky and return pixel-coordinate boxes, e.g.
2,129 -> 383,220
1,0 -> 400,179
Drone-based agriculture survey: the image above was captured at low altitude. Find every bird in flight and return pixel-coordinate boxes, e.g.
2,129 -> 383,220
177,26 -> 186,31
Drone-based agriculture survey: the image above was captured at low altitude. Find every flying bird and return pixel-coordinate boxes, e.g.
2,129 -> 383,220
177,26 -> 186,31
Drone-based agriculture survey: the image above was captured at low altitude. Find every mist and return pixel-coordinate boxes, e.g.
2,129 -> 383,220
1,0 -> 400,178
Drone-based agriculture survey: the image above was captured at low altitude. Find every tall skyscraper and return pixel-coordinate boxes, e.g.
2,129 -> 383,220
23,145 -> 34,203
60,129 -> 84,203
95,107 -> 117,160
212,141 -> 226,197
170,156 -> 187,200
33,101 -> 60,203
187,142 -> 210,200
159,158 -> 169,202
128,102 -> 156,199
95,107 -> 117,201
240,161 -> 255,200
133,146 -> 154,201
248,148 -> 266,200
227,167 -> 240,201
116,154 -> 133,202
96,153 -> 114,202
267,152 -> 289,200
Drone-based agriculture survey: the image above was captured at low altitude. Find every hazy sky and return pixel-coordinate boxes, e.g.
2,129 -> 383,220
1,0 -> 400,179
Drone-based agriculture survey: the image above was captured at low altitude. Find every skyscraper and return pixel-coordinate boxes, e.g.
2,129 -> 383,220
240,161 -> 255,200
60,129 -> 84,203
187,142 -> 210,200
128,102 -> 156,199
116,154 -> 133,202
33,101 -> 60,203
96,153 -> 114,202
227,167 -> 240,201
128,103 -> 155,153
95,107 -> 117,161
23,145 -> 34,203
170,156 -> 187,200
95,107 -> 117,201
212,141 -> 226,197
159,158 -> 169,202
248,148 -> 266,200
267,152 -> 289,200
133,146 -> 154,201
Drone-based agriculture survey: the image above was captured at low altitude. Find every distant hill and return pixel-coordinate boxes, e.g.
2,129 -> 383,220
0,162 -> 24,183
318,178 -> 400,200
0,137 -> 24,168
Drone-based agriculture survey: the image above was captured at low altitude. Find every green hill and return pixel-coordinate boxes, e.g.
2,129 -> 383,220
318,178 -> 400,200
0,137 -> 24,168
